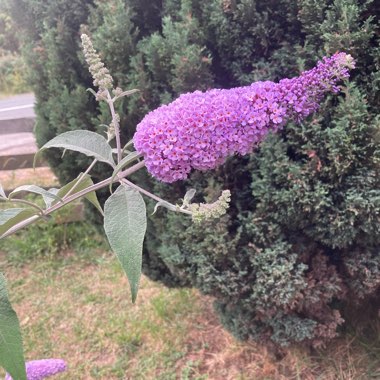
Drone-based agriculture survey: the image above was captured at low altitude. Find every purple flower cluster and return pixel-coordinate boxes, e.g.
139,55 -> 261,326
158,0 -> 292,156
134,53 -> 355,183
5,359 -> 66,380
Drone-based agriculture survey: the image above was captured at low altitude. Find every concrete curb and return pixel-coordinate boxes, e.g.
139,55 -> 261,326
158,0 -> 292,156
0,117 -> 35,135
0,153 -> 46,170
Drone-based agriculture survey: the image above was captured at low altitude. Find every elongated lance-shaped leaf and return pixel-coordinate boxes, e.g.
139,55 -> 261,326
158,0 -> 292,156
182,189 -> 196,207
0,208 -> 39,237
41,188 -> 59,208
0,183 -> 6,199
112,140 -> 135,156
114,89 -> 140,101
0,273 -> 26,380
152,200 -> 177,215
122,140 -> 134,153
9,185 -> 62,207
86,88 -> 97,98
36,130 -> 115,167
54,174 -> 103,215
104,185 -> 146,302
109,152 -> 141,192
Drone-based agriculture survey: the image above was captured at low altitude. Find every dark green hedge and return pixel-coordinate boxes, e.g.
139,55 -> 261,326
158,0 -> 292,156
9,0 -> 380,347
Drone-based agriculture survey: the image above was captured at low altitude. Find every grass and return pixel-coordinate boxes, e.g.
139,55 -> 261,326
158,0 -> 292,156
0,231 -> 379,379
0,168 -> 59,192
0,53 -> 31,96
0,170 -> 379,379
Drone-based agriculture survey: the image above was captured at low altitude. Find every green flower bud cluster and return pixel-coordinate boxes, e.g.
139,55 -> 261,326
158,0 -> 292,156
81,34 -> 113,92
189,190 -> 231,223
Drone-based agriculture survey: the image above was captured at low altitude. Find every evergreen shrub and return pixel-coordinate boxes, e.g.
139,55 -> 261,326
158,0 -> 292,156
0,53 -> 29,93
0,0 -> 29,93
10,0 -> 380,347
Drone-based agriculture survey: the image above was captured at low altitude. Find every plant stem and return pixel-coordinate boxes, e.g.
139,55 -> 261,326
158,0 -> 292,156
0,160 -> 146,239
121,178 -> 192,215
107,91 -> 122,163
63,159 -> 98,200
6,198 -> 44,214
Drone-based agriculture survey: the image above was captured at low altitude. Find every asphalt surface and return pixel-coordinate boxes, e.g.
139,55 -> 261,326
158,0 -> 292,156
0,93 -> 37,157
0,93 -> 35,120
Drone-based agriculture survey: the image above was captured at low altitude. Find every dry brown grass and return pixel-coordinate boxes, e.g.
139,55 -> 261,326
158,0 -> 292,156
0,167 -> 58,191
0,248 -> 378,380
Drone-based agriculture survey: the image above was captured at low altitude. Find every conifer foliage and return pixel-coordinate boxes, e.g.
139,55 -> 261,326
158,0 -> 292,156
9,0 -> 380,346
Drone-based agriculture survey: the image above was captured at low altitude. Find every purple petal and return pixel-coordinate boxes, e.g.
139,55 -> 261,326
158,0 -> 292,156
5,359 -> 67,380
133,53 -> 355,183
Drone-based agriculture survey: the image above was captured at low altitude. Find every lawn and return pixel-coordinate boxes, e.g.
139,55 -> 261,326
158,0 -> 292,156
0,221 -> 379,380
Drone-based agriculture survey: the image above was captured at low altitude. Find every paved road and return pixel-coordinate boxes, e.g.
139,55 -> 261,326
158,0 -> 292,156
0,93 -> 35,120
0,93 -> 37,159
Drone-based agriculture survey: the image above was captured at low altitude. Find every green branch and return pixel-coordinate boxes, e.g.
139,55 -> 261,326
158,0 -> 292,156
0,160 -> 146,239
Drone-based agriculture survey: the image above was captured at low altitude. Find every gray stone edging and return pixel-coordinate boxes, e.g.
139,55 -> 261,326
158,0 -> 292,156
0,117 -> 35,135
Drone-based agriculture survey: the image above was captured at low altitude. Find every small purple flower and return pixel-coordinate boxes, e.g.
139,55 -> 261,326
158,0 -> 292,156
134,53 -> 355,183
5,359 -> 66,380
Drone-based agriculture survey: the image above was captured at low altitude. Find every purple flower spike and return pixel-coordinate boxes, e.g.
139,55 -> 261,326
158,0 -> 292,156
5,359 -> 67,380
134,52 -> 355,183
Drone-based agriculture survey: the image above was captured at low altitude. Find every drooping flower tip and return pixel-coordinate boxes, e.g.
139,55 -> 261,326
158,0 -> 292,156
133,53 -> 355,183
5,359 -> 67,380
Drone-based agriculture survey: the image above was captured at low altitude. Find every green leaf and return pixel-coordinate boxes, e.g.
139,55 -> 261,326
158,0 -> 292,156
0,273 -> 26,380
0,183 -> 6,199
55,174 -> 103,215
114,89 -> 140,101
122,140 -> 134,153
104,185 -> 146,302
42,188 -> 59,208
9,185 -> 62,207
37,130 -> 115,167
109,152 -> 141,192
86,88 -> 97,98
112,140 -> 135,156
152,200 -> 177,215
0,208 -> 38,237
183,189 -> 196,207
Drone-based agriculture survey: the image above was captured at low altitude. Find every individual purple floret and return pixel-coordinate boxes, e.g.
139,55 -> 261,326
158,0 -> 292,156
134,52 -> 355,183
5,359 -> 67,380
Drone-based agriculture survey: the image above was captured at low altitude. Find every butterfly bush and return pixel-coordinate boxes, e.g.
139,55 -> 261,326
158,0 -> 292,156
134,53 -> 355,183
5,359 -> 66,380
